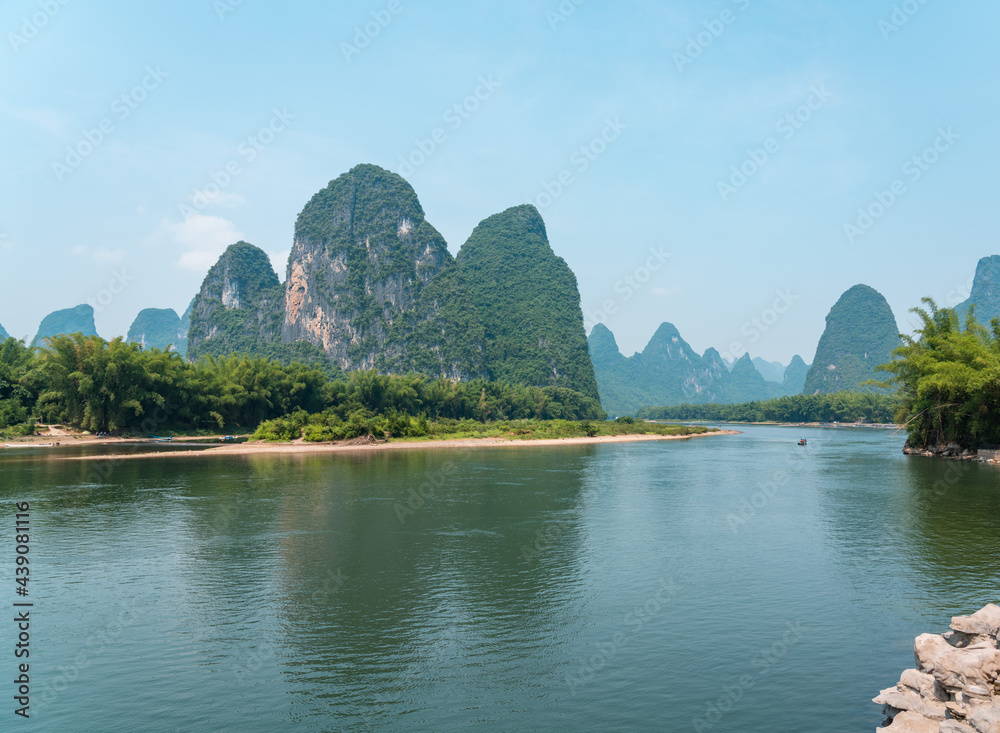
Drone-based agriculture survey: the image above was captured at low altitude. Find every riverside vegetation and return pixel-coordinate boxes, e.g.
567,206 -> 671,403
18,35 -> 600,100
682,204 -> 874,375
0,333 -> 608,439
637,392 -> 901,424
876,299 -> 1000,450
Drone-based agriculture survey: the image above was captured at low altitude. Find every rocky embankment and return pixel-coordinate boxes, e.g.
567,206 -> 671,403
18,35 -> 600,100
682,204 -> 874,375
903,444 -> 982,461
875,604 -> 1000,732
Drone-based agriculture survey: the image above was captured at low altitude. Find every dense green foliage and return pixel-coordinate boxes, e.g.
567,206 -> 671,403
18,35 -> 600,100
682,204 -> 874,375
126,308 -> 182,352
803,284 -> 899,395
636,392 -> 901,424
876,300 -> 1000,449
589,323 -> 808,415
457,205 -> 600,401
378,264 -> 487,379
0,339 -> 37,435
0,334 -> 603,435
31,304 -> 98,348
252,412 -> 706,443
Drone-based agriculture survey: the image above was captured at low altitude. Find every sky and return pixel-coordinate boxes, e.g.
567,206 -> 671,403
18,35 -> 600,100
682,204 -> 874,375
1,0 -> 997,365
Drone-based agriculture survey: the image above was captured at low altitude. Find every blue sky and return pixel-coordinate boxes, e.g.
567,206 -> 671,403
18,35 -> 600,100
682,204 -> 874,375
1,0 -> 997,365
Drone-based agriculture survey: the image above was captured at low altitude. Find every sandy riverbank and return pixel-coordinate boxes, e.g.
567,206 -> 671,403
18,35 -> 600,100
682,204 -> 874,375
53,429 -> 742,462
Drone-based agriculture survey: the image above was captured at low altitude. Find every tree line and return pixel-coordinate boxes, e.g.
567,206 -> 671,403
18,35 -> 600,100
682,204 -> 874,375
636,392 -> 901,424
0,333 -> 605,435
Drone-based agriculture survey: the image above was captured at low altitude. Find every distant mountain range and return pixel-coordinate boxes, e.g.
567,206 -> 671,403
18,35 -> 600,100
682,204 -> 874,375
588,322 -> 810,416
590,281 -> 906,414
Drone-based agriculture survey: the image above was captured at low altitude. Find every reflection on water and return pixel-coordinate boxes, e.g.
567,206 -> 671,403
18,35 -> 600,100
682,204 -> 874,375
1,427 -> 998,732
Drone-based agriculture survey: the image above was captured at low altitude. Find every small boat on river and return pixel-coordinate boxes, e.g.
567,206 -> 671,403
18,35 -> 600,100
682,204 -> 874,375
797,438 -> 807,446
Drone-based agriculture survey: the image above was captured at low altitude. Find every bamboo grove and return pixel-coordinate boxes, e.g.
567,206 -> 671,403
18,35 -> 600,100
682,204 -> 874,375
0,333 -> 605,436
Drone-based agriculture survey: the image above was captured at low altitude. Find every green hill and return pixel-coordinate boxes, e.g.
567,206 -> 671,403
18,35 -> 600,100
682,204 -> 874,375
187,241 -> 285,360
956,255 -> 1000,326
127,308 -> 182,351
802,284 -> 899,394
31,304 -> 98,347
457,204 -> 599,401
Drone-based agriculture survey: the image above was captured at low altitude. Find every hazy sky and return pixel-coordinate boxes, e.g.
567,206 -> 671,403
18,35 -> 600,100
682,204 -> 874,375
2,0 -> 997,364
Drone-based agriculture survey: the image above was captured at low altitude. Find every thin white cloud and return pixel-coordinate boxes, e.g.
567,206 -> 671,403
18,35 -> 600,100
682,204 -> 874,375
650,286 -> 681,297
93,247 -> 125,263
146,215 -> 245,271
267,249 -> 289,281
194,190 -> 247,209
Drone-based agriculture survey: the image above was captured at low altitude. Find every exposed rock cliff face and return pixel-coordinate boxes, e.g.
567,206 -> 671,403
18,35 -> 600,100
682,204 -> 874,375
183,164 -> 602,395
187,241 -> 284,360
456,204 -> 598,400
803,284 -> 900,395
31,304 -> 98,347
126,308 -> 182,351
281,164 -> 485,379
0,322 -> 8,340
875,604 -> 1000,732
957,256 -> 1000,326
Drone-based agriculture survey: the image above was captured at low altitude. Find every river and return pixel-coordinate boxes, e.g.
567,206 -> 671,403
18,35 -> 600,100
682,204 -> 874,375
2,425 -> 998,731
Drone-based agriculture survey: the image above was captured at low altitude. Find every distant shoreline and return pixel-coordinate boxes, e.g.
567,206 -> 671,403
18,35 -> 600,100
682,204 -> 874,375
651,420 -> 902,430
39,429 -> 743,462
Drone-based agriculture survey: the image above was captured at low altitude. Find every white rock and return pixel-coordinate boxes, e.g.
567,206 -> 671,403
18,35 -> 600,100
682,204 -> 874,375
876,710 -> 941,732
952,605 -> 1000,641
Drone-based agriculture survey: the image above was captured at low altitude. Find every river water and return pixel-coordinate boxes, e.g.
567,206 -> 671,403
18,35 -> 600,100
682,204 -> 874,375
2,425 -> 998,732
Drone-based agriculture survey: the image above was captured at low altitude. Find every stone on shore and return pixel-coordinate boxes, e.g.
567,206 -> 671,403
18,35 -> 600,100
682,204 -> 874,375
875,604 -> 1000,732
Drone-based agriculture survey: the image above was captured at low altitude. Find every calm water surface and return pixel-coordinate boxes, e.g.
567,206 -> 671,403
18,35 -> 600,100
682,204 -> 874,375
2,426 -> 999,732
